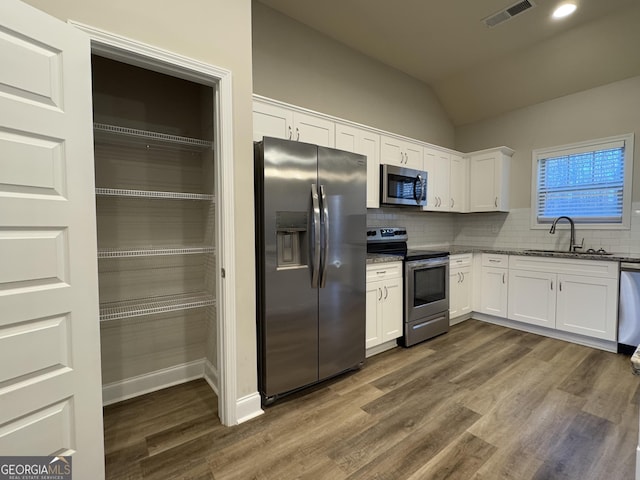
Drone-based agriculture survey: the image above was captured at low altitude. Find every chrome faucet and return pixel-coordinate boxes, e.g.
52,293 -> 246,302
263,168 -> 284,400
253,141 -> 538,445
549,216 -> 584,252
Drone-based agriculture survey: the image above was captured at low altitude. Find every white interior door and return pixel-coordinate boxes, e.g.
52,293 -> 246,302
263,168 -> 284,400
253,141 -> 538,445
0,1 -> 105,478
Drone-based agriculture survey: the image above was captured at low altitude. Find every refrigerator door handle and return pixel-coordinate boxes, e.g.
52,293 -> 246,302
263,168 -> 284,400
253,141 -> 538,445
319,184 -> 329,288
310,183 -> 321,288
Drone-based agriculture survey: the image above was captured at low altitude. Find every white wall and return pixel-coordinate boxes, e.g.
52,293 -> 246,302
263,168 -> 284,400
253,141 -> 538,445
252,1 -> 455,148
455,74 -> 640,254
456,75 -> 640,208
22,0 -> 258,400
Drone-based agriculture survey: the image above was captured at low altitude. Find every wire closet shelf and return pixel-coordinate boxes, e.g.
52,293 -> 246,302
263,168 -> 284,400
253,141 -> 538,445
99,292 -> 215,322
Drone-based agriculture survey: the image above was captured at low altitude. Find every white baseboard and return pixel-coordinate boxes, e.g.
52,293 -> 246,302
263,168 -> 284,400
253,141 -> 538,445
450,313 -> 472,326
366,339 -> 399,358
102,359 -> 205,406
235,392 -> 263,424
204,359 -> 219,396
472,313 -> 617,352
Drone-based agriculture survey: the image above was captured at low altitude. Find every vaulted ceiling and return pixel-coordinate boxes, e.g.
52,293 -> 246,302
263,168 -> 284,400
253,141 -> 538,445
256,0 -> 640,126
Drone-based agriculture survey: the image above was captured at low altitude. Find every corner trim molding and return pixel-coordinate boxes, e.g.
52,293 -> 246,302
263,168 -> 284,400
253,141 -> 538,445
204,359 -> 219,396
235,392 -> 263,424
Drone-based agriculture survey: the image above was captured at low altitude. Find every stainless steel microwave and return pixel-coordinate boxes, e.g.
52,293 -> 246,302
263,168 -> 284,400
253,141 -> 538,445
380,164 -> 427,207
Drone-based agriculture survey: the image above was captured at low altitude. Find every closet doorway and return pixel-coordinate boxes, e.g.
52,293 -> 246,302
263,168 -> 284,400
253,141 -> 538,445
75,22 -> 238,426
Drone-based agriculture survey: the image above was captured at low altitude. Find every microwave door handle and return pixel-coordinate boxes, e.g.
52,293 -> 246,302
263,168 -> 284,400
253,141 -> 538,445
413,175 -> 422,204
421,175 -> 427,204
310,184 -> 321,288
319,184 -> 329,288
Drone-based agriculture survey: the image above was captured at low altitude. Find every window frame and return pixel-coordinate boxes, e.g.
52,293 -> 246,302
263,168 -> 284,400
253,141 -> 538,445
530,133 -> 634,230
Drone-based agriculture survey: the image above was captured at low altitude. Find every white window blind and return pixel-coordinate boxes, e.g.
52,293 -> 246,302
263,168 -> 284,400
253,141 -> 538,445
536,140 -> 626,224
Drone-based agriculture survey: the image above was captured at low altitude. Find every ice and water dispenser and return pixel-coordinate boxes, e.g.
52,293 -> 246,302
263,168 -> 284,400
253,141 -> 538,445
276,211 -> 308,269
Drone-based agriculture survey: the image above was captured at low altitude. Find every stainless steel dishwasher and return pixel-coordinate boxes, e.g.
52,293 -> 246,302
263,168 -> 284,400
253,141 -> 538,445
619,263 -> 640,354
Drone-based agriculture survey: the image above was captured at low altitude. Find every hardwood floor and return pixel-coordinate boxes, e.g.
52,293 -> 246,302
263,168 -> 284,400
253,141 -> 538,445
103,320 -> 640,479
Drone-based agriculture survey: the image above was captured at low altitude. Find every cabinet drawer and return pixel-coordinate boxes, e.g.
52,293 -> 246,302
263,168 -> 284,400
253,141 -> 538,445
367,262 -> 402,282
450,253 -> 472,268
482,253 -> 508,268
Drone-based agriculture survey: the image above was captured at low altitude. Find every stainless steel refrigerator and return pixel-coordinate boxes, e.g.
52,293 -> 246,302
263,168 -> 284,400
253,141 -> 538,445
254,136 -> 367,405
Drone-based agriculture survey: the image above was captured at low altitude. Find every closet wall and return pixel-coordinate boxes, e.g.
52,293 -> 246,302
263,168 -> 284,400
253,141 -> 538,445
91,55 -> 218,399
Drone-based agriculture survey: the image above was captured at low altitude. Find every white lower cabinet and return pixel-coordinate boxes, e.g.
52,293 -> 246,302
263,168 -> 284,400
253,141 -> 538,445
507,256 -> 618,341
555,273 -> 618,340
449,254 -> 472,321
479,254 -> 509,317
366,262 -> 403,350
508,269 -> 556,328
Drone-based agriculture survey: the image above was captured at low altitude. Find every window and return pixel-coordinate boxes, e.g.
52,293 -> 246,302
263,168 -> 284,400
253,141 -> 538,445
532,134 -> 634,229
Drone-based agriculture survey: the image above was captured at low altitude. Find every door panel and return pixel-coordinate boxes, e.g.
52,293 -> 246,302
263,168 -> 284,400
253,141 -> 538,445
317,146 -> 366,379
259,138 -> 319,396
0,1 -> 104,477
556,274 -> 617,340
508,269 -> 556,327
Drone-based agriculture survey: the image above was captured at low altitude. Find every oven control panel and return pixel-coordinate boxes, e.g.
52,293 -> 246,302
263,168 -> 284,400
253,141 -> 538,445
366,227 -> 408,243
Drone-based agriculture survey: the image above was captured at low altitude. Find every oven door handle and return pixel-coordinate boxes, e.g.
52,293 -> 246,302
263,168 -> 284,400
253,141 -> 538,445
406,257 -> 449,269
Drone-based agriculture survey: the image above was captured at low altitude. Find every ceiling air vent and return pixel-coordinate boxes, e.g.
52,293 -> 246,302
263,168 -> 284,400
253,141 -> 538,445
483,0 -> 536,28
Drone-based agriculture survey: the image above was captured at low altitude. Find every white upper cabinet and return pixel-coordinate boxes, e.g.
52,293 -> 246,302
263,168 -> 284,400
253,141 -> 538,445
294,111 -> 335,147
254,96 -> 512,216
468,147 -> 513,212
380,135 -> 424,170
423,147 -> 450,212
450,153 -> 469,213
336,123 -> 380,209
253,100 -> 293,142
253,99 -> 335,147
423,149 -> 468,213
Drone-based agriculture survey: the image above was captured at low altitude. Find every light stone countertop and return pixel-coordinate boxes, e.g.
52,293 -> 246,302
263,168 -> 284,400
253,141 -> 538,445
447,245 -> 640,263
368,245 -> 640,264
366,254 -> 403,265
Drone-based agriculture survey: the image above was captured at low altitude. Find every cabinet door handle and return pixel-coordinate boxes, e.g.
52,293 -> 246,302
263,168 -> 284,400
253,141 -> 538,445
550,280 -> 553,290
288,125 -> 293,140
494,197 -> 498,208
489,259 -> 500,263
383,286 -> 388,299
502,272 -> 506,284
461,272 -> 465,283
451,198 -> 454,208
378,288 -> 382,301
559,282 -> 562,292
296,127 -> 300,141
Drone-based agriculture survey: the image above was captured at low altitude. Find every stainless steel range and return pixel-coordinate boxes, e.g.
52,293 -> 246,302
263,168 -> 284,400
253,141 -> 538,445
367,227 -> 449,347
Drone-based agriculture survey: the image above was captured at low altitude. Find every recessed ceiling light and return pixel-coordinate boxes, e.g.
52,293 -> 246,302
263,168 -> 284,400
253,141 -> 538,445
552,3 -> 577,19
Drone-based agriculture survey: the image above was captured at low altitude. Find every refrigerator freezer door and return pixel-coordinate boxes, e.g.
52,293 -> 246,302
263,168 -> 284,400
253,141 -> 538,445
258,138 -> 319,397
317,147 -> 367,380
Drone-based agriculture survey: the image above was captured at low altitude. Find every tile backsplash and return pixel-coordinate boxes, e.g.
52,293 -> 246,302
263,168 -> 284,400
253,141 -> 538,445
367,208 -> 454,247
368,203 -> 640,254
